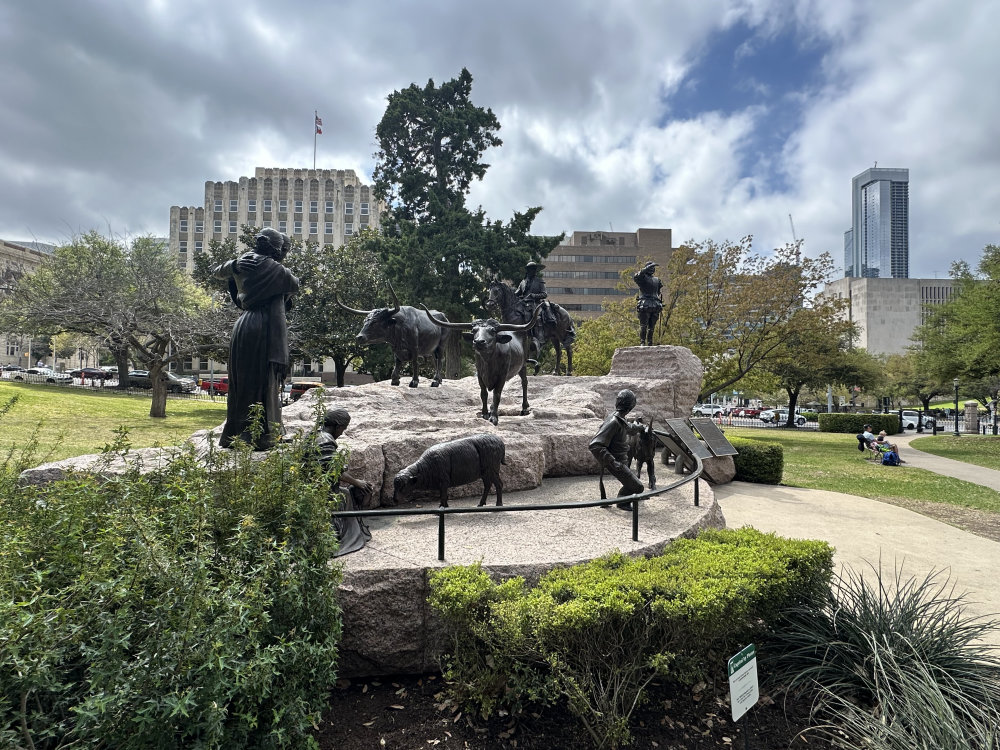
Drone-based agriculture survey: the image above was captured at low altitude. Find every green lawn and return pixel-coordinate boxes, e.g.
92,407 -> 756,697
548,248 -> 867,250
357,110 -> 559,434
727,427 -> 1000,513
0,382 -> 226,464
911,434 -> 1000,471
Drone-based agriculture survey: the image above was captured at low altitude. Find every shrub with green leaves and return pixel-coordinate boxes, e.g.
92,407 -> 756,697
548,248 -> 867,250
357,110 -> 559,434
429,528 -> 833,749
0,419 -> 344,749
768,564 -> 1000,750
730,436 -> 783,483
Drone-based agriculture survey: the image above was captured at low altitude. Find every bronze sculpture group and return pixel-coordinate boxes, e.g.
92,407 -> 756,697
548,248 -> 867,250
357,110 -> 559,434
213,230 -> 661,546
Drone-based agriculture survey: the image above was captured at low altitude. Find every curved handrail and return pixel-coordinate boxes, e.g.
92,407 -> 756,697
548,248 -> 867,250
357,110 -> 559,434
332,452 -> 705,561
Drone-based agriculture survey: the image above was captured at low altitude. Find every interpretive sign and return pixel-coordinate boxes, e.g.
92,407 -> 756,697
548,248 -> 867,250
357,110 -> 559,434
728,643 -> 759,722
688,418 -> 739,456
662,418 -> 714,460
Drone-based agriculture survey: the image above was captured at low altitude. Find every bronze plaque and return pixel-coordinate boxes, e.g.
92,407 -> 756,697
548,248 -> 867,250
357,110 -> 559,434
689,418 -> 739,457
663,418 -> 714,460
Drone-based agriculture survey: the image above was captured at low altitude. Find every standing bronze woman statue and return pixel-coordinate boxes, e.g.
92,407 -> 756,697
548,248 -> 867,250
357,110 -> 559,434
213,228 -> 299,449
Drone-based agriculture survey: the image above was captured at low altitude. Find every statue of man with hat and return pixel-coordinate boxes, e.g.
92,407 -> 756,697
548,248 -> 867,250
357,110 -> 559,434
516,260 -> 554,327
633,261 -> 663,346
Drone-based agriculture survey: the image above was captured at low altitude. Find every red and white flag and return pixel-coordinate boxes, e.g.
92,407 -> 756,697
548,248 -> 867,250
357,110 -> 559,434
315,113 -> 323,135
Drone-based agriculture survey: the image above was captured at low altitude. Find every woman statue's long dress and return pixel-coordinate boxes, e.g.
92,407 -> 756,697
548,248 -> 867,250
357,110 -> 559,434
213,228 -> 299,450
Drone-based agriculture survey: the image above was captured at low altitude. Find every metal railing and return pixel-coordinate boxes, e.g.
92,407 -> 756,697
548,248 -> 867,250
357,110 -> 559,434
332,454 -> 705,561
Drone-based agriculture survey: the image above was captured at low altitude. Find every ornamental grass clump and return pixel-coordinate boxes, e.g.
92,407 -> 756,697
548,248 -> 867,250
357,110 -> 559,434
768,563 -> 1000,750
429,527 -> 833,749
0,407 -> 344,750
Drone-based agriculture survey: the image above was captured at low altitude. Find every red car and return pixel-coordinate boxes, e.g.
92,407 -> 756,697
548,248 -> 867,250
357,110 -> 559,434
200,377 -> 229,395
736,407 -> 762,418
289,381 -> 322,401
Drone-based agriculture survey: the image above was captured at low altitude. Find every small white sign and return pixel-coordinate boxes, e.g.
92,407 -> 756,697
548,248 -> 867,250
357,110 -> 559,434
728,643 -> 759,722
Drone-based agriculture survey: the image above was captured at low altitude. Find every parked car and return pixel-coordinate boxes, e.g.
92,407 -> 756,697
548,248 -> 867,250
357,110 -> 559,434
69,367 -> 112,380
760,408 -> 807,426
900,410 -> 935,430
0,364 -> 25,373
289,381 -> 323,401
128,370 -> 198,393
691,403 -> 724,417
4,367 -> 73,384
736,407 -> 762,418
200,376 -> 230,395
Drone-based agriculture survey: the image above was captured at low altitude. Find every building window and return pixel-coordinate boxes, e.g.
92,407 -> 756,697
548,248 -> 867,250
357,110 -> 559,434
229,199 -> 238,212
194,241 -> 203,252
294,220 -> 302,234
178,259 -> 187,270
179,241 -> 187,253
6,340 -> 19,357
214,219 -> 222,233
278,220 -> 287,233
310,200 -> 318,213
344,223 -> 354,236
179,219 -> 188,232
279,199 -> 287,212
195,221 -> 203,233
360,202 -> 369,215
229,221 -> 237,233
345,202 -> 353,215
325,222 -> 334,234
248,199 -> 256,214
309,222 -> 318,235
294,200 -> 303,213
263,199 -> 272,212
325,200 -> 334,213
214,199 -> 223,212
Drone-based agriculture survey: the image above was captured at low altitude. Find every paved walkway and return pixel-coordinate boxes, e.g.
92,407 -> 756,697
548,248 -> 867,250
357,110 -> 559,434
716,431 -> 1000,647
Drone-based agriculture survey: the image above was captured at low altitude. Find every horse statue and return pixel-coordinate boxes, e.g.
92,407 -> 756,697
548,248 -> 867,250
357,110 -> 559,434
486,278 -> 576,375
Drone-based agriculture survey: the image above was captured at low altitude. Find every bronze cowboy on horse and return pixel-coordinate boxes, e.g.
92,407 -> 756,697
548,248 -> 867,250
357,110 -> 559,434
487,262 -> 576,375
633,261 -> 663,346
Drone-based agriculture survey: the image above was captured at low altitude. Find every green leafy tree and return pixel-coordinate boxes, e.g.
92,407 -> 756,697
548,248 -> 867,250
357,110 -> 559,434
372,68 -> 562,325
1,233 -> 221,417
658,237 -> 839,400
914,245 -> 1000,401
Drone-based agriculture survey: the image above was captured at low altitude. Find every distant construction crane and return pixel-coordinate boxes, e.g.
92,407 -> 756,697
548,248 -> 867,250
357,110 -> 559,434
789,214 -> 801,264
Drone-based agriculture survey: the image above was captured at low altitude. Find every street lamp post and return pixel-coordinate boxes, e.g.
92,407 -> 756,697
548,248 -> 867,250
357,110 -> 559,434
953,378 -> 960,437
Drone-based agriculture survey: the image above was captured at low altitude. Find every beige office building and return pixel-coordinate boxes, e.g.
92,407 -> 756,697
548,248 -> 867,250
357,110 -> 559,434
542,228 -> 674,319
169,167 -> 384,271
1,239 -> 52,368
823,276 -> 954,355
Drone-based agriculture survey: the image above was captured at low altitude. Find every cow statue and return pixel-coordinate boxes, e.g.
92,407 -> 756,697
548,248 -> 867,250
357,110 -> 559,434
392,434 -> 507,507
626,417 -> 658,489
422,304 -> 540,425
335,283 -> 450,388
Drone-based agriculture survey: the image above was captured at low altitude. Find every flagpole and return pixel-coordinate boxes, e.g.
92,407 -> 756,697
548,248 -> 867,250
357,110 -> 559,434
313,110 -> 317,170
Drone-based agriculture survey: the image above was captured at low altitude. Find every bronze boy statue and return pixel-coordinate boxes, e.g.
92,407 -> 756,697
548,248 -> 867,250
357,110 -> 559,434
589,389 -> 645,509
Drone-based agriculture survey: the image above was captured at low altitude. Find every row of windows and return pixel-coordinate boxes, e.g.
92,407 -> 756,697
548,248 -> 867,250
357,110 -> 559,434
210,199 -> 370,215
202,220 -> 361,236
545,270 -> 621,280
560,303 -> 606,312
548,287 -> 627,296
547,254 -> 637,264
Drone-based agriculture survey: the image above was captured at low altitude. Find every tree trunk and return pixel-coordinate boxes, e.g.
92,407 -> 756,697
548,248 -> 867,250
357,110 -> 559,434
148,361 -> 168,418
334,357 -> 347,388
112,346 -> 130,390
444,335 -> 461,379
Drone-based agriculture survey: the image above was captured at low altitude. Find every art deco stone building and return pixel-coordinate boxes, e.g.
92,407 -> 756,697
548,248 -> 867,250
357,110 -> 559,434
542,228 -> 674,319
168,167 -> 384,271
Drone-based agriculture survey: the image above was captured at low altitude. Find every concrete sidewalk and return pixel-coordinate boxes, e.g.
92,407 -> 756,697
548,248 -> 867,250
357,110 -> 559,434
893,431 -> 1000,491
715,473 -> 1000,647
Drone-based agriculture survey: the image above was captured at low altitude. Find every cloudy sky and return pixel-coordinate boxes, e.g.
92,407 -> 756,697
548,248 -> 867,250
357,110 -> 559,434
2,0 -> 997,278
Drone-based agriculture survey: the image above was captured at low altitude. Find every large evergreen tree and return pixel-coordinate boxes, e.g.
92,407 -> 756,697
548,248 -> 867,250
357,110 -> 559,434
372,68 -> 561,322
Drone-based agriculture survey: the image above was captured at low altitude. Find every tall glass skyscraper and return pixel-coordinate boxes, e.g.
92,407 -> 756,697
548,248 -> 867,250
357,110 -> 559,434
844,167 -> 909,278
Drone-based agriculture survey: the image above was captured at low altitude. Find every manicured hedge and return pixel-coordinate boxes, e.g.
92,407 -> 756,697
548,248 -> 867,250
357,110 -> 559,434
817,413 -> 901,434
429,528 -> 834,748
730,436 -> 783,484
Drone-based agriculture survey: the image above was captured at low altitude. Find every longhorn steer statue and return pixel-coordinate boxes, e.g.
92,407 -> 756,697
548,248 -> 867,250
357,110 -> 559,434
335,284 -> 451,388
423,304 -> 540,425
392,434 -> 507,507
